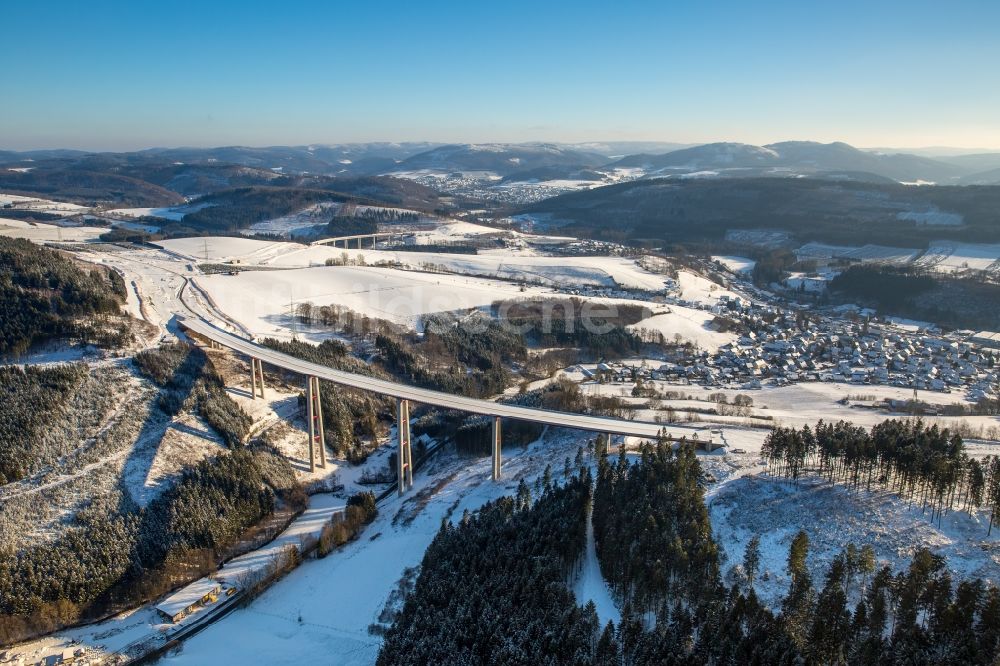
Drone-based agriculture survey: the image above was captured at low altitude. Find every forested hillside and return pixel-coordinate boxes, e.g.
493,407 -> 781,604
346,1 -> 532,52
377,472 -> 594,665
0,344 -> 299,646
0,364 -> 88,483
0,162 -> 182,207
0,448 -> 296,644
378,435 -> 1000,664
829,265 -> 1000,330
593,443 -> 719,612
178,187 -> 349,231
523,178 -> 1000,248
0,237 -> 131,354
591,439 -> 1000,664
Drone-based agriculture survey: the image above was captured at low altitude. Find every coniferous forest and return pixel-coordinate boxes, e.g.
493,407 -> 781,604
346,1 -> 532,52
0,236 -> 132,354
0,344 -> 302,645
377,472 -> 594,665
763,419 -> 1000,532
377,436 -> 1000,665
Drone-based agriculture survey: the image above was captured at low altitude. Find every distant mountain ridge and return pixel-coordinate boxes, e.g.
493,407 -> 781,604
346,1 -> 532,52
3,141 -> 999,186
609,141 -> 970,183
520,177 -> 1000,248
3,141 -> 1000,210
385,143 -> 609,176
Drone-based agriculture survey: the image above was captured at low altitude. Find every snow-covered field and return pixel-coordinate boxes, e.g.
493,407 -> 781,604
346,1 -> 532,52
712,255 -> 756,274
675,270 -> 737,305
193,265 -> 554,336
897,209 -> 964,226
631,378 -> 1000,434
627,307 -> 736,351
916,240 -> 1000,273
104,206 -> 182,221
8,212 -> 1000,664
795,242 -> 920,264
0,193 -> 89,216
242,201 -> 344,237
157,235 -> 671,292
0,217 -> 107,242
837,244 -> 921,264
157,236 -> 294,263
283,248 -> 670,291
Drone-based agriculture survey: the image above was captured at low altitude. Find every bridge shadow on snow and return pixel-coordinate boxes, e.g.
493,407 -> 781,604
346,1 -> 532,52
116,346 -> 215,512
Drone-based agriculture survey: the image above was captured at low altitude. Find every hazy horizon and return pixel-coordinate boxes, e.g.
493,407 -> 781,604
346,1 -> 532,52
4,139 -> 1000,157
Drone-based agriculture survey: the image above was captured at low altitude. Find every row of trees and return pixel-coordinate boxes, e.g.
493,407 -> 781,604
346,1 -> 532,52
492,297 -> 651,360
763,419 -> 1000,531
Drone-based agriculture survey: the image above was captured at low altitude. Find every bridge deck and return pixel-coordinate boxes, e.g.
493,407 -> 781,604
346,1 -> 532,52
179,317 -> 690,441
311,231 -> 401,246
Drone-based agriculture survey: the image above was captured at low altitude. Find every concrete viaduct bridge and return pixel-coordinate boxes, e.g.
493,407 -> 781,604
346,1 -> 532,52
310,232 -> 408,249
179,317 -> 698,495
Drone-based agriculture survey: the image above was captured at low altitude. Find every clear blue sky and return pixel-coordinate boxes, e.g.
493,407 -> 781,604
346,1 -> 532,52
2,0 -> 998,151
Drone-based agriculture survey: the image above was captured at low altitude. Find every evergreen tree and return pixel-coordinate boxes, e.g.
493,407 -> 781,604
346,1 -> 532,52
743,534 -> 761,592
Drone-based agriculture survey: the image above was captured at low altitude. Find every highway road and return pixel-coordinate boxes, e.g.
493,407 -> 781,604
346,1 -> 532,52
179,316 -> 694,441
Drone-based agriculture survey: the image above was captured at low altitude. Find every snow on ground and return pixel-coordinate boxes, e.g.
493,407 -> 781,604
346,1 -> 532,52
837,244 -> 921,264
164,429 -> 613,666
0,218 -> 106,242
103,201 -> 214,222
651,380 -> 1000,434
0,193 -> 89,215
712,255 -> 756,274
795,242 -> 919,265
710,475 -> 1000,610
127,412 -> 228,506
220,493 -> 346,584
675,270 -> 737,306
415,219 -> 509,242
884,315 -> 936,332
784,272 -> 832,293
156,235 -> 672,292
7,492 -> 346,666
242,201 -> 344,237
157,236 -> 295,264
276,247 -> 670,291
916,240 -> 1000,273
193,266 -> 554,337
575,500 -> 621,627
627,306 -> 736,351
104,206 -> 185,221
897,210 -> 964,226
